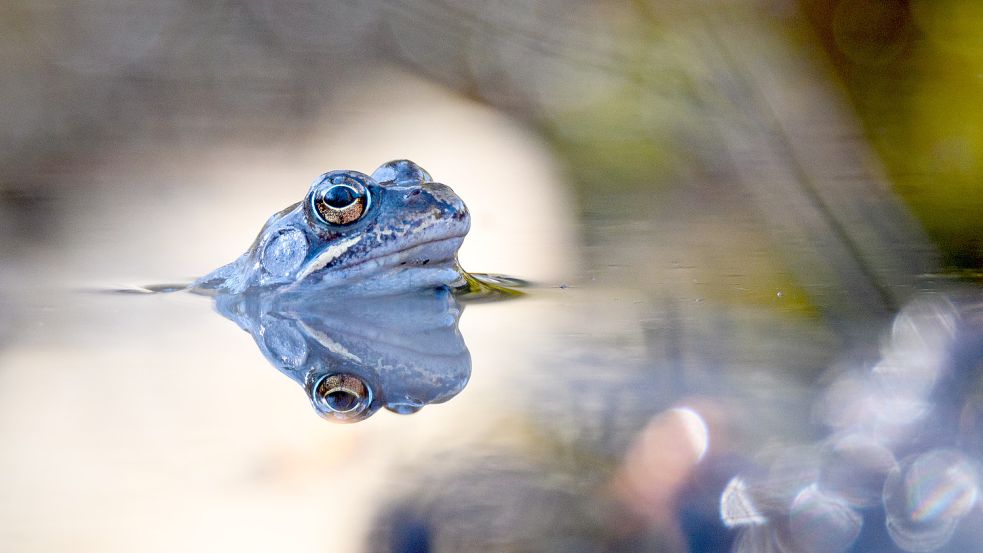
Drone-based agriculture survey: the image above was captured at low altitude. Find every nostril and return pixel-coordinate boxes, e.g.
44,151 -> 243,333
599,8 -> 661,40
405,188 -> 423,201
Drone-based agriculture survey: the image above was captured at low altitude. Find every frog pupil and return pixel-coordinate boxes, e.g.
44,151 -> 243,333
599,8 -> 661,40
325,389 -> 360,412
324,185 -> 358,208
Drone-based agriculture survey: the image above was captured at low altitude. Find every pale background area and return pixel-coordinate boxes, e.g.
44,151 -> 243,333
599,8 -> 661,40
21,69 -> 577,288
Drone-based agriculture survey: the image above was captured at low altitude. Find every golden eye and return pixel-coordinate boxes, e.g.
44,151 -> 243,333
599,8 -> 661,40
313,373 -> 372,417
312,183 -> 369,225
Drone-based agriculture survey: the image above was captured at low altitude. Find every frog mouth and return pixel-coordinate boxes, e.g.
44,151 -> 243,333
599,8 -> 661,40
355,235 -> 465,272
295,234 -> 467,289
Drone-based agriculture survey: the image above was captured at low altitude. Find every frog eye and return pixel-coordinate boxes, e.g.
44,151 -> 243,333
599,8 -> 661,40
311,182 -> 369,225
312,373 -> 373,420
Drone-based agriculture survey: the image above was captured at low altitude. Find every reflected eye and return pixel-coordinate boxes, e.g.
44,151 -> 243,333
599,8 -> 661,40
312,373 -> 373,419
312,183 -> 369,225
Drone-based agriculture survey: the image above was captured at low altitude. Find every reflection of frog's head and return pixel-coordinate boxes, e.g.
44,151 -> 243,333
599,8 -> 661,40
213,286 -> 471,423
194,160 -> 470,296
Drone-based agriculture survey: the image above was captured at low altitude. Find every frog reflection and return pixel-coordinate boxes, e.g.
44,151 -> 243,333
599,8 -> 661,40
212,287 -> 471,422
193,159 -> 470,296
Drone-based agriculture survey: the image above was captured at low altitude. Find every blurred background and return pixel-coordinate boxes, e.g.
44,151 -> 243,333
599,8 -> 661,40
3,0 -> 983,552
3,0 -> 983,317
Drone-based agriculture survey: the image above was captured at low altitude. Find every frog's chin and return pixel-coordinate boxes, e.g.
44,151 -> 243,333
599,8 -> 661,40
290,236 -> 466,295
298,266 -> 462,297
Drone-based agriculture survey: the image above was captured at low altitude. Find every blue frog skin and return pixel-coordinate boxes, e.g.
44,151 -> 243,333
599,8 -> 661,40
193,160 -> 470,296
212,285 -> 472,422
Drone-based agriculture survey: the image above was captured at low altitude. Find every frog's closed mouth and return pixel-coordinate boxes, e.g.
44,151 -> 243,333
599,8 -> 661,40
193,160 -> 472,296
292,235 -> 468,291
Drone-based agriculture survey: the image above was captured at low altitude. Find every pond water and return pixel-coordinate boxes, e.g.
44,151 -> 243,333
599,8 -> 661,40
2,76 -> 982,553
4,204 -> 982,553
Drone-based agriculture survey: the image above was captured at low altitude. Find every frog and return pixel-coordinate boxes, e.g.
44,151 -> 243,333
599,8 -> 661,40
192,159 -> 471,296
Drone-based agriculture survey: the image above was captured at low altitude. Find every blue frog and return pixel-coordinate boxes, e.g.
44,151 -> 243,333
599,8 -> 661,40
193,160 -> 470,296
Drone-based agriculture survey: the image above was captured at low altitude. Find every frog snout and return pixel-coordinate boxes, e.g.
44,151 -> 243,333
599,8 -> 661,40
417,183 -> 469,221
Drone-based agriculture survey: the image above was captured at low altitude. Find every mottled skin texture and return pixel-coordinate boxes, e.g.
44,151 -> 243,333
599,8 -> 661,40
193,160 -> 470,296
